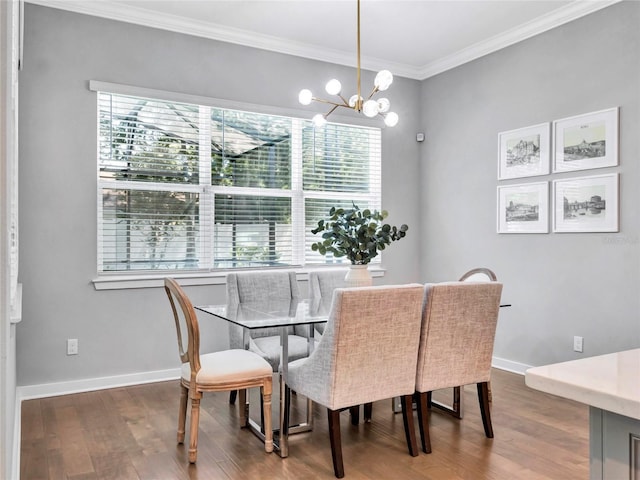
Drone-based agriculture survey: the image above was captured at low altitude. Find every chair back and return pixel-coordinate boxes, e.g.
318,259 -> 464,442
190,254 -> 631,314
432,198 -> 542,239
165,277 -> 201,378
308,269 -> 349,302
227,270 -> 299,303
303,284 -> 425,410
307,269 -> 348,325
226,271 -> 301,342
416,281 -> 503,392
459,267 -> 497,282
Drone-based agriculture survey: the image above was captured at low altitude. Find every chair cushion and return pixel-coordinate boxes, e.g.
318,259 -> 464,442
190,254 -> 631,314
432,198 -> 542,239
252,334 -> 317,371
181,349 -> 272,386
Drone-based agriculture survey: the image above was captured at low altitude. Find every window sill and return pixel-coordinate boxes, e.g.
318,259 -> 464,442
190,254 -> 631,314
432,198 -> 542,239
92,267 -> 386,291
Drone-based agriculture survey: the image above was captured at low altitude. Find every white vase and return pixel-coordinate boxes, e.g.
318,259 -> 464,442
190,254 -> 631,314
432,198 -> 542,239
344,264 -> 373,287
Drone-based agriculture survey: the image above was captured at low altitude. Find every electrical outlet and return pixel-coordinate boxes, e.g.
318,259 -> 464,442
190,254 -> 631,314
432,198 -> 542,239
67,338 -> 78,355
573,336 -> 583,353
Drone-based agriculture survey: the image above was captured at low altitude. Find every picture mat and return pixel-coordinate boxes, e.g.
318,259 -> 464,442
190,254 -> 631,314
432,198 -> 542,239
498,123 -> 550,180
497,182 -> 549,233
553,107 -> 618,172
552,173 -> 619,232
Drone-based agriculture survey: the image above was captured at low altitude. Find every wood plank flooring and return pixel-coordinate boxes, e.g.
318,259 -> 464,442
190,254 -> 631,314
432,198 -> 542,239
20,369 -> 589,479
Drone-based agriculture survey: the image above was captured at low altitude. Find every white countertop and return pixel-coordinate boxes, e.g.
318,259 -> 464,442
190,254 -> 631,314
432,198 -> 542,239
525,349 -> 640,420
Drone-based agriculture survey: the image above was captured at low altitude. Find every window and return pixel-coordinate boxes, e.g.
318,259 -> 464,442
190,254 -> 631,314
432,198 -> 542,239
96,87 -> 381,273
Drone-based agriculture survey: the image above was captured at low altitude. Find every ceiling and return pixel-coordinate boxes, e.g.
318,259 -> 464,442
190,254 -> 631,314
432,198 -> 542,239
27,0 -> 620,79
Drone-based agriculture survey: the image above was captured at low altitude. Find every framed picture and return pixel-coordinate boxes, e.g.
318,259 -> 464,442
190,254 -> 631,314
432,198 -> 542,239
497,182 -> 549,234
552,173 -> 619,233
498,123 -> 550,180
553,107 -> 619,172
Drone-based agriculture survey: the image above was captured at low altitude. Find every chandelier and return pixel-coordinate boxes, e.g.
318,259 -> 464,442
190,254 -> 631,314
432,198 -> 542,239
298,0 -> 398,128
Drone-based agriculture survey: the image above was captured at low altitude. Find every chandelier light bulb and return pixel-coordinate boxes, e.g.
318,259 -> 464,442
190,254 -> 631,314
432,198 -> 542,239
298,89 -> 313,105
384,111 -> 399,127
348,94 -> 363,108
325,79 -> 342,96
377,97 -> 390,113
312,113 -> 327,127
362,99 -> 379,118
374,70 -> 394,91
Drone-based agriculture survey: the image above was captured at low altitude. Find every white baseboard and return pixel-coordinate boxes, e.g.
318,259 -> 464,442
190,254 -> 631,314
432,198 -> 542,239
16,367 -> 181,402
492,356 -> 532,375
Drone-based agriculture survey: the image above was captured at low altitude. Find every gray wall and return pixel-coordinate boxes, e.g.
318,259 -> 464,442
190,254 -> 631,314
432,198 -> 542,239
420,1 -> 640,367
18,2 -> 640,388
17,5 -> 422,386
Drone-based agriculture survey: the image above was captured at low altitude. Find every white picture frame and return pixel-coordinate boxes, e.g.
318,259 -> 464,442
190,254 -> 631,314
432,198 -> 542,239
498,123 -> 550,180
553,107 -> 619,173
552,173 -> 619,233
497,182 -> 549,234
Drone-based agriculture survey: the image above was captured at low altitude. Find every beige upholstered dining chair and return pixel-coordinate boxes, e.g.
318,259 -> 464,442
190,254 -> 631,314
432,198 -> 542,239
226,270 -> 311,404
285,284 -> 425,478
164,278 -> 274,463
414,281 -> 503,454
429,267 -> 499,418
307,269 -> 348,334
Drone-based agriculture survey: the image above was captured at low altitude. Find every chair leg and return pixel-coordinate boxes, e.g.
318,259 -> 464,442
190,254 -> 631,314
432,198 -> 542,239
416,392 -> 432,453
229,390 -> 237,404
262,384 -> 274,453
477,382 -> 494,438
363,402 -> 373,423
238,388 -> 248,428
177,384 -> 188,444
349,405 -> 360,426
328,408 -> 345,478
401,394 -> 419,457
188,393 -> 201,463
452,386 -> 462,419
426,391 -> 432,409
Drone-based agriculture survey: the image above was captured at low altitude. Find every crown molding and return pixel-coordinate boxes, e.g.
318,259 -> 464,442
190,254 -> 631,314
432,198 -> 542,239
25,0 -> 622,81
418,0 -> 623,79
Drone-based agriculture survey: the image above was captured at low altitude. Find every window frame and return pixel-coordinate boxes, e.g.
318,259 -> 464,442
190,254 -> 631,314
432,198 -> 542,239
90,81 -> 385,290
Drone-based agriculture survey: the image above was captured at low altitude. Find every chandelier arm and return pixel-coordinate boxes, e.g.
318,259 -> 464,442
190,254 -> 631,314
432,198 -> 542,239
325,104 -> 342,118
312,97 -> 346,107
337,93 -> 349,105
365,86 -> 380,101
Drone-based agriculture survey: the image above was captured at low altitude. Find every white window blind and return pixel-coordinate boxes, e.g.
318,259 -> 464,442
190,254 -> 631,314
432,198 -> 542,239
97,89 -> 381,273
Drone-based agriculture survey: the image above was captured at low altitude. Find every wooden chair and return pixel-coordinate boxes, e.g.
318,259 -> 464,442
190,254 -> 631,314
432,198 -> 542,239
164,277 -> 274,463
414,281 -> 503,453
459,267 -> 497,282
285,284 -> 425,478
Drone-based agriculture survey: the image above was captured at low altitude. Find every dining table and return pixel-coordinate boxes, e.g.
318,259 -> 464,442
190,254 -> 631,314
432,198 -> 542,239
196,295 -> 512,455
195,298 -> 329,458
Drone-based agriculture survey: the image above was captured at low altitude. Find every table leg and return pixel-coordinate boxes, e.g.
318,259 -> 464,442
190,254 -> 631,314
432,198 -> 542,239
278,328 -> 290,457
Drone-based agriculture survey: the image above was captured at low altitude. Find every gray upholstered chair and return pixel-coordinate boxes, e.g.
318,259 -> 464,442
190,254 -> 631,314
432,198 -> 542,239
285,284 -> 425,478
164,278 -> 273,463
414,281 -> 503,454
226,270 -> 312,403
307,269 -> 349,334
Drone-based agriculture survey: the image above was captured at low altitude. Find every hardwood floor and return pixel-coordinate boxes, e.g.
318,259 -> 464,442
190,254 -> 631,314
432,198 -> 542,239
20,369 -> 589,479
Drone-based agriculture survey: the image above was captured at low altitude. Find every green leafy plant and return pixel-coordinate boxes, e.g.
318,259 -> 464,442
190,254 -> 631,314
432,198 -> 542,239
311,204 -> 408,265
